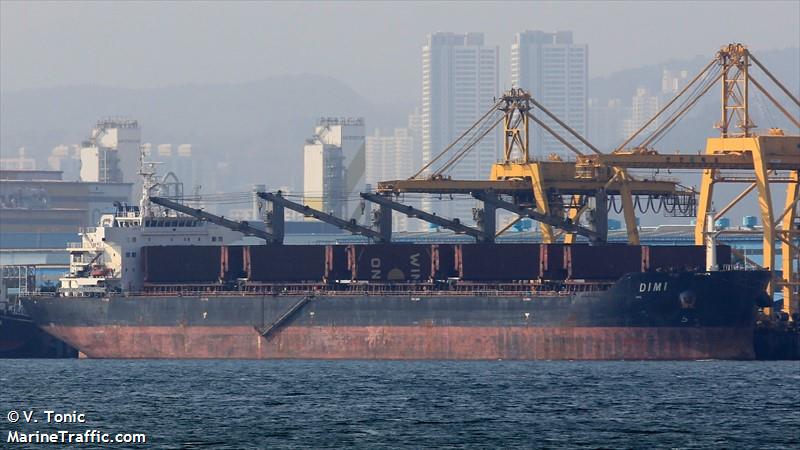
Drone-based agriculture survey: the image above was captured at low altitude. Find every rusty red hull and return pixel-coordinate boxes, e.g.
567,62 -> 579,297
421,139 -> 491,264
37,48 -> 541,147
23,271 -> 771,360
43,325 -> 755,360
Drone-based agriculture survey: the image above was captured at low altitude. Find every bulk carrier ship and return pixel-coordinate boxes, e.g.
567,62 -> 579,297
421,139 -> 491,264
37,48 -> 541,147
20,182 -> 772,360
19,44 -> 800,359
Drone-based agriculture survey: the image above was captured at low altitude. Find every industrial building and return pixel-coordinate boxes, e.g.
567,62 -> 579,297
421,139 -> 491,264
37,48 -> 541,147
79,119 -> 141,188
0,169 -> 131,266
1,119 -> 137,267
303,117 -> 366,220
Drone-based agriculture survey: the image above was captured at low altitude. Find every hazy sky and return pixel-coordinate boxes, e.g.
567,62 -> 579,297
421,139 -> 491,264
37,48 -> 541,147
2,1 -> 799,103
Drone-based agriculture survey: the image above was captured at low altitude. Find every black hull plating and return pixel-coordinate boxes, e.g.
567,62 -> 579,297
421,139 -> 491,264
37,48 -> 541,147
22,271 -> 771,360
0,311 -> 77,358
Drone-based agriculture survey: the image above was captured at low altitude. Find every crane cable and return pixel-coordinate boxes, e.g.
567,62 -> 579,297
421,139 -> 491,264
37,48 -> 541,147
640,64 -> 723,149
410,99 -> 504,179
433,113 -> 505,177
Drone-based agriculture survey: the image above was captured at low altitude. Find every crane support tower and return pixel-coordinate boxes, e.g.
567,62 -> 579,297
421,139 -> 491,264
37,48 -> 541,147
573,43 -> 799,318
696,44 -> 799,315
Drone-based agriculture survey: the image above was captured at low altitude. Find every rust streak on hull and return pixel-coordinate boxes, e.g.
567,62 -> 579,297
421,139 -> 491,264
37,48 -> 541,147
43,325 -> 755,360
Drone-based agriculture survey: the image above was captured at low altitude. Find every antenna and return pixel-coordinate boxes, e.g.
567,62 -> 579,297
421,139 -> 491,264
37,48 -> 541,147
137,144 -> 162,218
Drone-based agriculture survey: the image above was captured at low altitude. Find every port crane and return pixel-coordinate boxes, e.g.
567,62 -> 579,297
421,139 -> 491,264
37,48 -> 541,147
376,88 -> 693,246
575,44 -> 798,317
373,43 -> 798,317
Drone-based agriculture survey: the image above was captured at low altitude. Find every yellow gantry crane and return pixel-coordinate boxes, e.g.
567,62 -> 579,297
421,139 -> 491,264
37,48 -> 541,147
487,88 -> 678,245
577,44 -> 800,317
392,88 -> 689,245
697,45 -> 799,317
379,43 -> 797,318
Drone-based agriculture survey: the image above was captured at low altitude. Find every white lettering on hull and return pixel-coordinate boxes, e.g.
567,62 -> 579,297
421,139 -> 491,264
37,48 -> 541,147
639,282 -> 668,293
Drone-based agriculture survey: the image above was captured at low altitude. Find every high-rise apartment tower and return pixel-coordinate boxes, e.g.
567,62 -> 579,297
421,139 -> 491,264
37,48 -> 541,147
422,32 -> 499,223
511,31 -> 588,157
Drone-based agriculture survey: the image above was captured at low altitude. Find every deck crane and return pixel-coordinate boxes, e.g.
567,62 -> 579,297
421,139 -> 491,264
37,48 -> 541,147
149,196 -> 279,243
257,191 -> 390,243
574,43 -> 799,318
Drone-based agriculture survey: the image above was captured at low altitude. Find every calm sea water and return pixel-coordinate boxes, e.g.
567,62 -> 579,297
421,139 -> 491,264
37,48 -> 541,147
1,360 -> 798,449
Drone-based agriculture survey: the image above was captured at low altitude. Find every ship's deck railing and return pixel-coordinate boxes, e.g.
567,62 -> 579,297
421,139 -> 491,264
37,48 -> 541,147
67,241 -> 103,249
132,280 -> 615,297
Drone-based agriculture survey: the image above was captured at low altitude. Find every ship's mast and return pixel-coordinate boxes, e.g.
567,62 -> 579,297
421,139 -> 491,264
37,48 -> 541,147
137,144 -> 159,219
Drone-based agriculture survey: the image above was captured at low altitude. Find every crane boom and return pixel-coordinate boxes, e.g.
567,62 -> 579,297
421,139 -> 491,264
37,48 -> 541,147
257,192 -> 388,242
471,191 -> 604,242
149,197 -> 274,241
360,193 -> 491,242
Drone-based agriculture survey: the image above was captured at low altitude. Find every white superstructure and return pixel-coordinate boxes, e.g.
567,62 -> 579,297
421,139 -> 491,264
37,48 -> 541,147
60,207 -> 244,293
59,156 -> 245,294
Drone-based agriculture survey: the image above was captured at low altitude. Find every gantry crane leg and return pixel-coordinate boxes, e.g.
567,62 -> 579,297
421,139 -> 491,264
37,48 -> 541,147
782,171 -> 799,316
564,195 -> 584,244
592,189 -> 609,243
752,144 -> 776,307
611,169 -> 640,245
528,163 -> 555,243
619,184 -> 639,245
695,169 -> 716,247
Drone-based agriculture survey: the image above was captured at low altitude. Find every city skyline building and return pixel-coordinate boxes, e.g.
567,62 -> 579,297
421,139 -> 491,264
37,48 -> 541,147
588,98 -> 627,152
422,32 -> 499,223
0,148 -> 37,171
365,128 -> 415,231
511,30 -> 588,157
407,107 -> 423,174
365,128 -> 415,189
662,69 -> 690,95
623,87 -> 660,140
